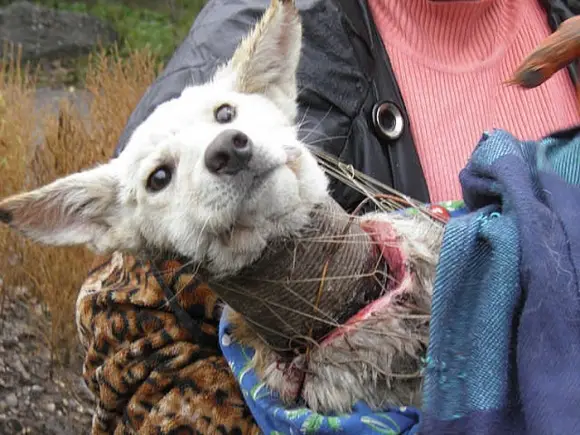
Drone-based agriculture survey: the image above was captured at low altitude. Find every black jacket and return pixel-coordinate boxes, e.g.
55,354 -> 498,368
114,0 -> 580,212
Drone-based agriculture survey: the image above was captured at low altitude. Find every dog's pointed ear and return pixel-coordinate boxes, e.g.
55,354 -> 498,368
0,163 -> 120,250
227,0 -> 302,120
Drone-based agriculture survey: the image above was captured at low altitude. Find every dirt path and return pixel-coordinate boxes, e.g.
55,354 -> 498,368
0,286 -> 93,434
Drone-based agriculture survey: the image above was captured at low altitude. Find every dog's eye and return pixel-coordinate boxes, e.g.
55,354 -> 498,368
146,165 -> 173,192
214,104 -> 236,124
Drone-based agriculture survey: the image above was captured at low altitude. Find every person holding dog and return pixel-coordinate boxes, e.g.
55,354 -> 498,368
77,1 -> 580,433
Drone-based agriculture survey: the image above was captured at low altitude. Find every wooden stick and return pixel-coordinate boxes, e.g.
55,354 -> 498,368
507,16 -> 580,90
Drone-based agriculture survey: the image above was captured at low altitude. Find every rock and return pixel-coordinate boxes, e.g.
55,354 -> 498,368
12,358 -> 31,382
34,87 -> 92,119
0,1 -> 117,62
31,385 -> 43,393
5,418 -> 23,433
5,393 -> 17,408
45,402 -> 56,413
3,338 -> 18,349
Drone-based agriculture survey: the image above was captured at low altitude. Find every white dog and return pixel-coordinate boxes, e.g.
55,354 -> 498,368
0,0 -> 443,414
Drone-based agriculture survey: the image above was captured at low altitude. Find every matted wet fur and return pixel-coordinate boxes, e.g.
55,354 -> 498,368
226,212 -> 442,413
0,0 -> 444,416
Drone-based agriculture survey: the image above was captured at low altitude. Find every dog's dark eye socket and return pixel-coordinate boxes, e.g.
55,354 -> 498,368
214,104 -> 236,124
146,165 -> 173,192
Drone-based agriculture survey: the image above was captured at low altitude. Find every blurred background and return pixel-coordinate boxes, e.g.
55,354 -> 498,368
0,0 -> 207,85
0,1 -> 205,433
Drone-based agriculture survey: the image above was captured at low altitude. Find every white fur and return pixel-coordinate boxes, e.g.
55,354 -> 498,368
0,0 -> 328,277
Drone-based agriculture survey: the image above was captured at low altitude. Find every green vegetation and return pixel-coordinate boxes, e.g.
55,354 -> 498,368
36,0 -> 206,61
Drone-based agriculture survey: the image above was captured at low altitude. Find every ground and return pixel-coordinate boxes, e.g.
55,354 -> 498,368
0,286 -> 93,434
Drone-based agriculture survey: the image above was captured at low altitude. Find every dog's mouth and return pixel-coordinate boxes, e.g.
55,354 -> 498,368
214,170 -> 277,246
216,158 -> 299,245
217,145 -> 301,208
217,221 -> 253,246
248,169 -> 274,192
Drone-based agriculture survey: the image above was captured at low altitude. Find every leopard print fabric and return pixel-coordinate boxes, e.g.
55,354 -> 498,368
76,252 -> 261,435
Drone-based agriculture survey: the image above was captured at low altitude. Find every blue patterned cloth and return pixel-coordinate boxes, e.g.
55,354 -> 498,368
218,127 -> 580,434
219,320 -> 421,434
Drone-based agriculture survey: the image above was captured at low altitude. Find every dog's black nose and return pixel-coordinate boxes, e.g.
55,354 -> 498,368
204,129 -> 253,175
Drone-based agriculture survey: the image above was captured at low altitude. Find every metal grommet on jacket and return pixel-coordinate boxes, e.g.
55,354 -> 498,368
372,101 -> 404,141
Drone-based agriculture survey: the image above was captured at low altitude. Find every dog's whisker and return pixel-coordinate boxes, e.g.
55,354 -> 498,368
299,106 -> 333,144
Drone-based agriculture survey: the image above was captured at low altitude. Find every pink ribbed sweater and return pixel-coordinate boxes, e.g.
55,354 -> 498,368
368,0 -> 579,202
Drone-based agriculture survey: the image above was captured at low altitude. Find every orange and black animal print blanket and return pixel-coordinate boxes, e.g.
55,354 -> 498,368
76,252 -> 260,434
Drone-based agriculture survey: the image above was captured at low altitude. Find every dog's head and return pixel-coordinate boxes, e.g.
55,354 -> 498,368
0,0 -> 328,276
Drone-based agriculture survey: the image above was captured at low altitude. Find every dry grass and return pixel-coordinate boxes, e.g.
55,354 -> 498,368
0,44 -> 162,364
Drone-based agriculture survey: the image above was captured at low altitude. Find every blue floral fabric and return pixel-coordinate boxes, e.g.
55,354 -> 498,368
219,320 -> 421,434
